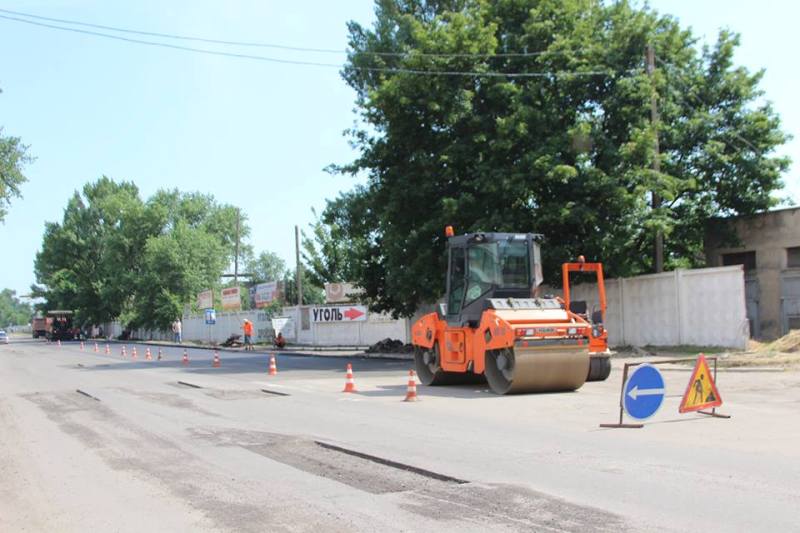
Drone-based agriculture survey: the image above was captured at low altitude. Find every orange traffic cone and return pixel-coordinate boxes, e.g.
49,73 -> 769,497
121,345 -> 127,357
145,347 -> 152,361
403,369 -> 419,402
212,351 -> 221,368
268,354 -> 278,376
182,350 -> 189,366
94,342 -> 99,353
131,346 -> 138,360
80,341 -> 85,351
105,344 -> 110,355
157,348 -> 163,361
57,340 -> 62,348
342,363 -> 357,393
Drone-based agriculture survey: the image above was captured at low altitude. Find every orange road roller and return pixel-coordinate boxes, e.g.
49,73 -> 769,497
411,228 -> 611,395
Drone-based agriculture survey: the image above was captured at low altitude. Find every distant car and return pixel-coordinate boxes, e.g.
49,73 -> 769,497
0,330 -> 8,344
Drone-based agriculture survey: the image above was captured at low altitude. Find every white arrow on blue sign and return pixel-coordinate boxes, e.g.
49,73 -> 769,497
623,364 -> 665,420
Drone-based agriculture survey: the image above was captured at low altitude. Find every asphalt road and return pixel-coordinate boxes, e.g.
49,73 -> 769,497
1,338 -> 798,532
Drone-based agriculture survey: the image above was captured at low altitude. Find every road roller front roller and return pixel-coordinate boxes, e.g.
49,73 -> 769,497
411,228 -> 611,396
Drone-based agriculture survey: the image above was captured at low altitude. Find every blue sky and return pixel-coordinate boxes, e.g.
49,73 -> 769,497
1,1 -> 797,297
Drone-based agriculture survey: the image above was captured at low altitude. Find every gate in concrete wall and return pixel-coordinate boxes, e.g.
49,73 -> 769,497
780,272 -> 800,334
745,277 -> 760,338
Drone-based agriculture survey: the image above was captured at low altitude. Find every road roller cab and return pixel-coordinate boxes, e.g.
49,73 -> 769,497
411,228 -> 611,395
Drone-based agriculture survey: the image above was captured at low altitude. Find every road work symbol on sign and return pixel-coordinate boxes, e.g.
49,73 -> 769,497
679,355 -> 722,413
623,364 -> 665,420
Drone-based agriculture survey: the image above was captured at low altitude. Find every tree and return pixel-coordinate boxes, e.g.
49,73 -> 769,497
0,289 -> 32,327
34,178 -> 145,325
34,178 -> 244,330
0,127 -> 32,223
1,86 -> 32,222
331,0 -> 790,316
301,208 -> 357,287
245,251 -> 287,283
282,269 -> 326,305
125,221 -> 227,329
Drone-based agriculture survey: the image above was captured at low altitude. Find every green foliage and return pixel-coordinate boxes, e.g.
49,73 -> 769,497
331,0 -> 790,316
283,269 -> 326,305
0,127 -> 32,223
0,289 -> 32,327
245,251 -> 287,283
301,208 -> 358,287
34,177 -> 243,330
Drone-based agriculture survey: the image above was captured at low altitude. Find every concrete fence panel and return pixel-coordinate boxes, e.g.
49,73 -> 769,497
544,265 -> 747,349
678,267 -> 749,348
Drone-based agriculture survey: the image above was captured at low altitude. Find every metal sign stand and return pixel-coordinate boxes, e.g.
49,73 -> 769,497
600,356 -> 730,429
697,357 -> 731,419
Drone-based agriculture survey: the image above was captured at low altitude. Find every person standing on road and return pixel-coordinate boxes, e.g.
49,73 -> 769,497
242,319 -> 254,351
172,318 -> 182,344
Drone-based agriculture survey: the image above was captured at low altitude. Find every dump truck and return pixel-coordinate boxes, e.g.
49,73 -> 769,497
32,311 -> 76,341
31,315 -> 48,339
411,228 -> 611,395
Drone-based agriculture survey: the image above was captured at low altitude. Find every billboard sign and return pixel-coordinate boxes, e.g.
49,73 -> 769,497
324,282 -> 362,304
204,308 -> 216,325
197,289 -> 213,310
221,287 -> 241,310
254,281 -> 283,308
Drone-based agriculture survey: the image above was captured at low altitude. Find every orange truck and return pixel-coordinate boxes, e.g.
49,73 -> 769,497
411,228 -> 611,395
31,311 -> 76,341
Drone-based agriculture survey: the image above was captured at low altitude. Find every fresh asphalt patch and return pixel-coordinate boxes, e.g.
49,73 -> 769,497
188,426 -> 627,531
314,441 -> 467,484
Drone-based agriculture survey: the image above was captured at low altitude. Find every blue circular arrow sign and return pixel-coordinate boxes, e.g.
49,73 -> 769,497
623,364 -> 665,420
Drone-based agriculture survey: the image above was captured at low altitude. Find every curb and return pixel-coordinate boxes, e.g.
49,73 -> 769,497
101,339 -> 413,361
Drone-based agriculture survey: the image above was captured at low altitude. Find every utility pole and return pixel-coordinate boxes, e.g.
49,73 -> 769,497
647,44 -> 664,273
295,225 -> 303,306
234,209 -> 240,284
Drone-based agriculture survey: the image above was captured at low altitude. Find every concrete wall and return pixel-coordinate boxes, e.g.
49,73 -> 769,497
105,310 -> 276,345
705,207 -> 800,339
282,305 -> 409,347
106,306 -> 409,347
550,266 -> 749,349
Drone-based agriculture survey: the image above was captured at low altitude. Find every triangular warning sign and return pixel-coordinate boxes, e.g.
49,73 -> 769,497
679,354 -> 723,413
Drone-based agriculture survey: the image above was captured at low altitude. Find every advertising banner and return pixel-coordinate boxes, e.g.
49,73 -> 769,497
324,282 -> 362,304
221,287 -> 241,310
197,289 -> 213,310
254,281 -> 283,308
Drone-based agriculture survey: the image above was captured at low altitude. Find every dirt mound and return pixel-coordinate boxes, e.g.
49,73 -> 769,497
764,330 -> 800,353
365,338 -> 414,354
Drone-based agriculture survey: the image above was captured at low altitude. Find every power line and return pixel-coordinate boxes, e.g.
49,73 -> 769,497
0,14 -> 633,79
0,7 -> 571,59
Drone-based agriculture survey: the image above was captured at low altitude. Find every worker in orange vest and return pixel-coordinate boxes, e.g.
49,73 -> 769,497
242,319 -> 254,351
